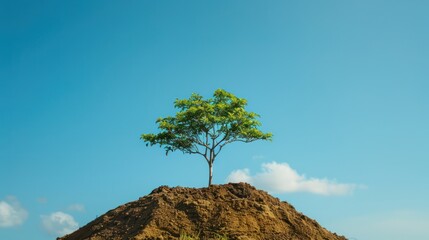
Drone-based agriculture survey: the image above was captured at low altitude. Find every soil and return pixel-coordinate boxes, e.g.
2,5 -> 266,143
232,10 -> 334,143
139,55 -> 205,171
58,183 -> 347,240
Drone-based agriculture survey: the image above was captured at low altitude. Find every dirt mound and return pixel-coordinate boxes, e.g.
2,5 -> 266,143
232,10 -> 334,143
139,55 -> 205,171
59,183 -> 346,240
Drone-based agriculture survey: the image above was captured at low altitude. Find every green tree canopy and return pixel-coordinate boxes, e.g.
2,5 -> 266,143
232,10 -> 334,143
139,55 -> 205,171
141,89 -> 272,186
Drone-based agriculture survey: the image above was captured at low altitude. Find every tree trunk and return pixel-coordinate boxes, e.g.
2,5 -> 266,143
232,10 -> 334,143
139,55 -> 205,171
208,162 -> 213,187
208,148 -> 214,187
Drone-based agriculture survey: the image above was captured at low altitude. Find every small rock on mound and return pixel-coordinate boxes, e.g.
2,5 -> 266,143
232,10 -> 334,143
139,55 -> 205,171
59,183 -> 347,240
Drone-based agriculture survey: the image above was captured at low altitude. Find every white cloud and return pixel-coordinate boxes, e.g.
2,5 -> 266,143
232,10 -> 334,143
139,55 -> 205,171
41,212 -> 78,237
333,210 -> 429,240
0,196 -> 28,227
68,204 -> 85,212
227,162 -> 358,196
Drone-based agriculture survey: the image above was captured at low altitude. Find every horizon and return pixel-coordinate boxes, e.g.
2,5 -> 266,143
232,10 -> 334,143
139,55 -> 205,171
1,1 -> 429,239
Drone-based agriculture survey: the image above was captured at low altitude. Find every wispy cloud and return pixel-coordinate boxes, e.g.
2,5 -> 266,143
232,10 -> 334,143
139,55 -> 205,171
37,197 -> 48,204
68,204 -> 85,212
252,155 -> 266,160
0,196 -> 28,227
41,212 -> 78,237
333,210 -> 429,240
227,162 -> 358,196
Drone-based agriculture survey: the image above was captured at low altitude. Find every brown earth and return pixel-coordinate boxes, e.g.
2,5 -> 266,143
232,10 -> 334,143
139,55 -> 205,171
58,183 -> 347,240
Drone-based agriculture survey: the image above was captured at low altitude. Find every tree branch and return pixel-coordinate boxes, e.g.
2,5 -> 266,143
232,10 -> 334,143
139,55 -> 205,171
213,130 -> 229,149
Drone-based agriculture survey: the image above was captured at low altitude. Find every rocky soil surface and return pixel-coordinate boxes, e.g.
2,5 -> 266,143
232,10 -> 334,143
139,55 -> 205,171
59,183 -> 347,240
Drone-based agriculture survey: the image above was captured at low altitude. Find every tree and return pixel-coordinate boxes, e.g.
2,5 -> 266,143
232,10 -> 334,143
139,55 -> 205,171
141,89 -> 272,187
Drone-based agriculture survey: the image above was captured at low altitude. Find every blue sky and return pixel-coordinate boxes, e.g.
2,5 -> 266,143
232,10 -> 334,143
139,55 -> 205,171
1,1 -> 428,239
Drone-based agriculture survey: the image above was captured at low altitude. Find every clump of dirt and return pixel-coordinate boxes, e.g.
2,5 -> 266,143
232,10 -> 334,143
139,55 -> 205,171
59,183 -> 347,240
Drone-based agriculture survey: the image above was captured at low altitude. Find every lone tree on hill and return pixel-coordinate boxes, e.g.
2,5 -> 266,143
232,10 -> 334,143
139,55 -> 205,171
141,89 -> 272,187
